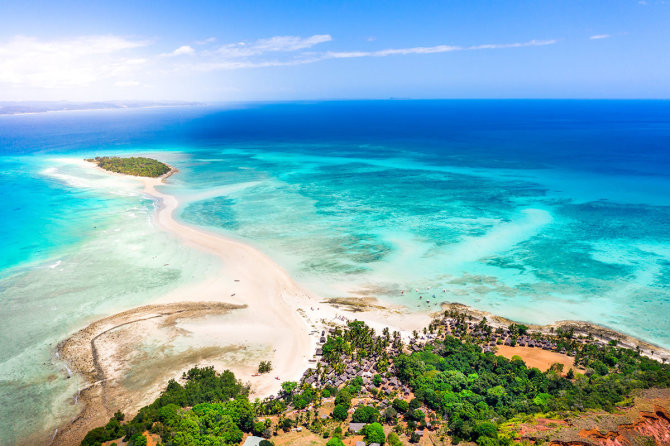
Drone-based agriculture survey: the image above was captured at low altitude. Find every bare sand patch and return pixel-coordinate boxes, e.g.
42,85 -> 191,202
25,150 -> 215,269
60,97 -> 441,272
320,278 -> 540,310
54,302 -> 244,446
496,345 -> 583,374
53,164 -> 432,445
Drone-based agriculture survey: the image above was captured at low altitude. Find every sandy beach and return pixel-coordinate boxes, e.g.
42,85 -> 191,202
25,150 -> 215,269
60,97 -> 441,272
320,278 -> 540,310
53,163 -> 430,445
53,162 -> 670,446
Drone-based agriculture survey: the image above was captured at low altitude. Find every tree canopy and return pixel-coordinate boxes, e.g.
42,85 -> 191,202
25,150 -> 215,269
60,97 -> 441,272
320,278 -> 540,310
87,156 -> 171,177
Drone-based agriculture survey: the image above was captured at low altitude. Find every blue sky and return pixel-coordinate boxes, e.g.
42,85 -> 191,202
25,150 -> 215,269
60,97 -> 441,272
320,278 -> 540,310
1,0 -> 669,101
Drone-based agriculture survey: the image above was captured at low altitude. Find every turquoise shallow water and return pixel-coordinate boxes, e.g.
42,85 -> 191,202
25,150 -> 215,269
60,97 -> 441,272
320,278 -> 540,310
0,101 -> 669,444
172,142 -> 670,350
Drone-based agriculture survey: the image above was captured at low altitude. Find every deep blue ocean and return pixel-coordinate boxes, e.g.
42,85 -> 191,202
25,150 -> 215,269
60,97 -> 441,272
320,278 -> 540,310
0,100 -> 669,444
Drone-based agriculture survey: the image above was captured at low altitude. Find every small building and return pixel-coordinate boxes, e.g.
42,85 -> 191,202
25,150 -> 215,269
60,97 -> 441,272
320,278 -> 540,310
349,422 -> 366,433
356,442 -> 366,446
242,436 -> 264,446
315,348 -> 323,356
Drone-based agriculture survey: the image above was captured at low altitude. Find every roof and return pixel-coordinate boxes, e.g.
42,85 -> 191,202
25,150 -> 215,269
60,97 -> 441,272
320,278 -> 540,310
349,422 -> 366,433
242,436 -> 264,446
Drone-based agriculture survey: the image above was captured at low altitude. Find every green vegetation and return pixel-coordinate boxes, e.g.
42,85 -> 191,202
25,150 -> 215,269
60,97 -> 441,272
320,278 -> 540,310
332,404 -> 348,421
363,422 -> 385,444
87,156 -> 171,177
392,330 -> 669,443
258,361 -> 272,374
82,314 -> 670,446
326,437 -> 344,446
81,367 -> 250,446
351,406 -> 380,423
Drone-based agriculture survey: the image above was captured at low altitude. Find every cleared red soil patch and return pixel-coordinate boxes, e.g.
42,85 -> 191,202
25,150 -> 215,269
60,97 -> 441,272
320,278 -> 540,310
496,346 -> 583,374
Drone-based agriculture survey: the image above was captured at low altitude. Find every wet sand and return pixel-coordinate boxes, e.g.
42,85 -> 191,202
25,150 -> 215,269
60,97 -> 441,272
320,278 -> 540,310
53,164 -> 430,445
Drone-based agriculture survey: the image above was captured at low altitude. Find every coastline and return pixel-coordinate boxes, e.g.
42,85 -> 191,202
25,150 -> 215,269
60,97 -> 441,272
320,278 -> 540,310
51,160 -> 670,445
53,162 -> 431,445
439,302 -> 670,363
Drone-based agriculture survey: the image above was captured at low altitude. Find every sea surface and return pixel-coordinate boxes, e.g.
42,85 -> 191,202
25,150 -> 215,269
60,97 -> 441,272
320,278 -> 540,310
1,100 -> 669,444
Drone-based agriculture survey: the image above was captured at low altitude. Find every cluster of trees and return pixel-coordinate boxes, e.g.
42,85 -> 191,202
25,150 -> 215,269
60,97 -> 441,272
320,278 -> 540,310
395,332 -> 670,444
258,361 -> 272,374
81,367 -> 254,446
308,318 -> 670,445
87,156 -> 171,177
82,318 -> 670,446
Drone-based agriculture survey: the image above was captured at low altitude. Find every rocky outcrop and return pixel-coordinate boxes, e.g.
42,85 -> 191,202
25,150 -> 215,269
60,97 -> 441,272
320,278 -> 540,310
516,389 -> 670,446
575,408 -> 670,446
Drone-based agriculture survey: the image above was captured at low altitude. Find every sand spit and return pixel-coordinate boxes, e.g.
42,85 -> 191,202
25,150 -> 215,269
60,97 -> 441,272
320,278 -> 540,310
50,161 -> 670,445
51,162 -> 430,445
54,302 -> 243,446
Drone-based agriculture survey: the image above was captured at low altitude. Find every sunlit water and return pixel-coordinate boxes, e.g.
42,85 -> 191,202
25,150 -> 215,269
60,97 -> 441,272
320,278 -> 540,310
1,101 -> 669,444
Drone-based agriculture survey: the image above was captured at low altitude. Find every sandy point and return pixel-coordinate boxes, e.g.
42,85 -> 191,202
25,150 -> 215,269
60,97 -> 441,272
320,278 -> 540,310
52,161 -> 432,445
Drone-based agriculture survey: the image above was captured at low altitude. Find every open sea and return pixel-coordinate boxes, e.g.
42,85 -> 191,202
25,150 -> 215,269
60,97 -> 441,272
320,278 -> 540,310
1,100 -> 669,444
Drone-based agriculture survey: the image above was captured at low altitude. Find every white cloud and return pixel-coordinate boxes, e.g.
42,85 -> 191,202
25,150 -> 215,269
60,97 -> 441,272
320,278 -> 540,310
0,33 -> 559,99
590,34 -> 611,40
324,39 -> 556,60
213,34 -> 332,58
253,34 -> 332,52
0,35 -> 148,88
195,37 -> 217,45
172,45 -> 195,56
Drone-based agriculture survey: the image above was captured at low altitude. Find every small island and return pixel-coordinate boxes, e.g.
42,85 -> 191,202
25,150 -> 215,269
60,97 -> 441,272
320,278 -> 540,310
86,156 -> 172,178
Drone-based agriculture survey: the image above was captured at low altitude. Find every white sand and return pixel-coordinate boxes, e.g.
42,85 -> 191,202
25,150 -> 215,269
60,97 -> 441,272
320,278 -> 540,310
136,171 -> 430,396
138,174 -> 317,396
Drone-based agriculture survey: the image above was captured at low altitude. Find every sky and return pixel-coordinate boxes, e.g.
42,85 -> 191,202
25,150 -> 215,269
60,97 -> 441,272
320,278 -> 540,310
0,0 -> 669,101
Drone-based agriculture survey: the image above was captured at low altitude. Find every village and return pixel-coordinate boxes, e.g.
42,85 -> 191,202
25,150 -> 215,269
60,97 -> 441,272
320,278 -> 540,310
243,310 -> 618,446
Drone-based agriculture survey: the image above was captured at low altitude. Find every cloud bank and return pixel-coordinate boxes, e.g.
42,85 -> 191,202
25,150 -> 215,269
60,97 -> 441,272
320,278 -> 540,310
0,33 -> 557,97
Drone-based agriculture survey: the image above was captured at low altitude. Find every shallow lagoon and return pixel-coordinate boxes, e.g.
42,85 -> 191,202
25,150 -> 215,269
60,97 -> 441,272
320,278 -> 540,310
1,101 -> 669,444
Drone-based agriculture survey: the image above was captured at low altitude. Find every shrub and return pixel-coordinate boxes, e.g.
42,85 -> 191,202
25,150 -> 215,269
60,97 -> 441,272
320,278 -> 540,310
352,406 -> 380,423
392,399 -> 409,413
409,409 -> 424,422
327,437 -> 345,446
364,422 -> 385,444
474,421 -> 498,439
335,389 -> 352,409
130,433 -> 147,446
383,407 -> 398,423
332,404 -> 349,421
387,431 -> 404,446
258,361 -> 272,374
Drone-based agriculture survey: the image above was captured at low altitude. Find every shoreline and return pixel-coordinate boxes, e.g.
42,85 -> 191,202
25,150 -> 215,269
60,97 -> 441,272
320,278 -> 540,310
439,302 -> 670,363
53,162 -> 430,445
51,160 -> 670,445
